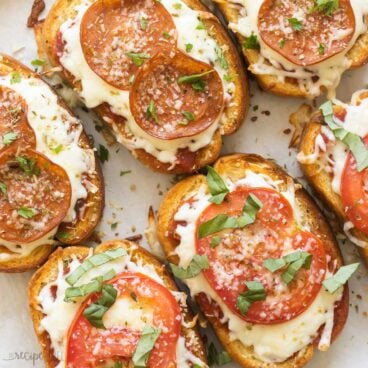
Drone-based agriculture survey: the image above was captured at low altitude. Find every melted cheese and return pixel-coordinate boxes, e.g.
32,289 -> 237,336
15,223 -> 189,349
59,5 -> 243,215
173,171 -> 343,363
229,0 -> 368,98
0,74 -> 95,255
38,249 -> 205,368
59,0 -> 233,166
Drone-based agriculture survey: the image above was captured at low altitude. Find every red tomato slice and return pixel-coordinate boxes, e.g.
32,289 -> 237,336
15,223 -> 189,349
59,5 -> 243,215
80,0 -> 177,90
0,86 -> 36,152
66,272 -> 181,368
258,0 -> 355,66
341,135 -> 368,234
196,187 -> 326,324
130,47 -> 224,140
0,146 -> 71,243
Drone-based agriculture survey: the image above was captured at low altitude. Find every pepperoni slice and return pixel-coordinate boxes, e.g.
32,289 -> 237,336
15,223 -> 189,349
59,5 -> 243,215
196,187 -> 326,324
341,135 -> 368,234
258,0 -> 355,66
130,48 -> 224,140
0,146 -> 71,243
66,273 -> 181,368
0,86 -> 35,152
80,0 -> 177,90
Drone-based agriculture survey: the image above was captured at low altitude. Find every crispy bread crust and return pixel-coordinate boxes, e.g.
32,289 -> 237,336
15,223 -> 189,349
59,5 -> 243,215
28,240 -> 207,368
299,109 -> 368,265
157,153 -> 349,368
213,1 -> 368,98
40,0 -> 249,174
0,54 -> 104,272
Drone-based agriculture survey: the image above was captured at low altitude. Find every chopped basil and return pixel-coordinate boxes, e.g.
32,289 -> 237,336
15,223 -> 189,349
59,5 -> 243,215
0,182 -> 7,195
113,362 -> 122,368
16,156 -> 40,177
10,72 -> 21,84
170,254 -> 209,279
52,144 -> 63,154
18,206 -> 37,219
210,236 -> 221,248
319,43 -> 325,55
132,325 -> 161,367
236,281 -> 266,315
185,43 -> 193,52
263,251 -> 312,285
173,3 -> 182,10
140,17 -> 148,30
2,132 -> 17,146
196,20 -> 205,30
207,342 -> 232,366
111,222 -> 118,230
31,58 -> 45,67
198,194 -> 263,238
312,0 -> 339,16
56,231 -> 69,240
97,144 -> 109,164
223,73 -> 234,82
146,100 -> 159,124
83,284 -> 117,328
177,70 -> 213,92
66,248 -> 126,285
206,166 -> 229,204
243,33 -> 259,50
182,111 -> 195,122
162,31 -> 170,39
320,101 -> 368,171
323,263 -> 360,293
125,52 -> 150,66
288,18 -> 303,31
278,38 -> 286,48
64,269 -> 116,302
215,45 -> 229,70
120,170 -> 132,176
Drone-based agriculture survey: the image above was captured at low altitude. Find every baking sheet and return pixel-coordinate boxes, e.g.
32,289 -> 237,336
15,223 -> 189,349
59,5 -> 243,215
0,0 -> 367,367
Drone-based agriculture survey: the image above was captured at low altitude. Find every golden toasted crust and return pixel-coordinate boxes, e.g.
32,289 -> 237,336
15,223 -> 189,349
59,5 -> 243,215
299,109 -> 368,265
40,0 -> 249,174
0,54 -> 104,272
28,240 -> 207,368
213,1 -> 368,99
157,153 -> 349,368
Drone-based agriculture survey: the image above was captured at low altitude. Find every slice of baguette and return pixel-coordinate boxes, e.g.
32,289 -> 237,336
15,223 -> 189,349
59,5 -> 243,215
0,54 -> 104,273
157,153 -> 349,368
213,1 -> 368,98
28,239 -> 207,368
299,107 -> 368,266
39,0 -> 249,174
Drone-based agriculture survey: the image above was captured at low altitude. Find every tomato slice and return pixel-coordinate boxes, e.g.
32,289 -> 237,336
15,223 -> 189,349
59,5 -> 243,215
66,272 -> 181,368
0,86 -> 36,152
341,135 -> 368,234
130,47 -> 224,140
196,187 -> 326,324
0,146 -> 71,243
258,0 -> 355,66
80,0 -> 177,90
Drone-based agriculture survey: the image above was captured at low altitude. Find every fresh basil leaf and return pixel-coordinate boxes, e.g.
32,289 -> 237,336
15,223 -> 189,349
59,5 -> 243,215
31,58 -> 45,67
97,144 -> 109,164
288,18 -> 303,31
312,0 -> 339,15
112,362 -> 122,368
66,248 -> 126,285
182,111 -> 195,122
320,101 -> 368,171
185,43 -> 193,52
236,281 -> 266,315
210,236 -> 221,248
146,100 -> 159,124
10,72 -> 21,84
215,45 -> 229,70
0,182 -> 7,195
170,254 -> 209,279
16,156 -> 40,177
125,52 -> 150,66
132,325 -> 161,367
263,258 -> 286,273
198,195 -> 262,238
206,166 -> 229,204
83,284 -> 117,328
323,263 -> 360,293
2,132 -> 17,145
177,70 -> 213,91
18,206 -> 37,219
207,342 -> 231,366
243,33 -> 259,49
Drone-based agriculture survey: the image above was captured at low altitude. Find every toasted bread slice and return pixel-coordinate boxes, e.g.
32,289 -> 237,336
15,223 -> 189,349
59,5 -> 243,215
29,240 -> 207,368
157,153 -> 349,368
213,1 -> 368,98
299,106 -> 368,265
0,54 -> 104,273
38,0 -> 248,174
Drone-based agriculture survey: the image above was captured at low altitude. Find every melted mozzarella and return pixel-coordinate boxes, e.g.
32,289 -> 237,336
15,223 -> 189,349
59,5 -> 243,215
59,0 -> 232,165
173,171 -> 343,363
0,74 -> 95,254
38,249 -> 205,368
229,0 -> 368,98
